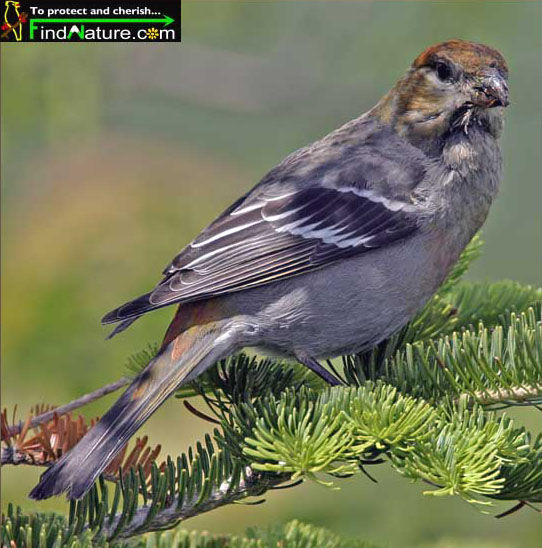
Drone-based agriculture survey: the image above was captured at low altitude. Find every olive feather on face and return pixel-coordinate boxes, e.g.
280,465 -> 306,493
374,39 -> 509,143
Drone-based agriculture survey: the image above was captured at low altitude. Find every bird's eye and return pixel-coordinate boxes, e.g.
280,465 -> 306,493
435,61 -> 452,82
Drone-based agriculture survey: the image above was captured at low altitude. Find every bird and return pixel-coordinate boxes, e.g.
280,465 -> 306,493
2,1 -> 23,41
30,39 -> 509,500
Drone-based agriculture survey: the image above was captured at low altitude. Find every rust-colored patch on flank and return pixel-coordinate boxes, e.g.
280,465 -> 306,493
170,321 -> 218,361
412,39 -> 508,75
171,327 -> 200,361
161,299 -> 227,349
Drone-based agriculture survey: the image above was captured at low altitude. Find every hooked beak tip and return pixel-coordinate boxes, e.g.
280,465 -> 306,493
472,73 -> 509,109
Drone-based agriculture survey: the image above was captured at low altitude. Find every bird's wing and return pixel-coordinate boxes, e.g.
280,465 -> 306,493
102,184 -> 420,324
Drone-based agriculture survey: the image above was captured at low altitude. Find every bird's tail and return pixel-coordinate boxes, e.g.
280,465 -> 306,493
29,321 -> 237,500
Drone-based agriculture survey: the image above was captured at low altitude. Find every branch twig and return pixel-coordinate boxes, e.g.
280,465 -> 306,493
460,384 -> 542,407
101,468 -> 290,540
8,377 -> 130,436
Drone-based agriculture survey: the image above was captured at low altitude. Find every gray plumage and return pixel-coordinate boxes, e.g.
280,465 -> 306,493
31,39 -> 509,500
104,111 -> 503,359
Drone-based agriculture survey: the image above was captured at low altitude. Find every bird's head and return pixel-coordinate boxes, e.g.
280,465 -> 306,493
373,40 -> 509,149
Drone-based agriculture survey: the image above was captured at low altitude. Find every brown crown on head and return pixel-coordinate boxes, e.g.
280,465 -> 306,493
412,39 -> 508,76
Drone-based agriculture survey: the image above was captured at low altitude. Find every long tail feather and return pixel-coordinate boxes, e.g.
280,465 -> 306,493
29,323 -> 237,500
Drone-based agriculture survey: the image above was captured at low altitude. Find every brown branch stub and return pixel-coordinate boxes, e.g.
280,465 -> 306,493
1,405 -> 162,485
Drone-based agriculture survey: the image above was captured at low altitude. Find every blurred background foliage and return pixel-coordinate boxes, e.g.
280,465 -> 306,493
2,1 -> 541,546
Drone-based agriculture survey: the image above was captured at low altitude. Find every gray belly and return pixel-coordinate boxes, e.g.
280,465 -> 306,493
224,230 -> 456,359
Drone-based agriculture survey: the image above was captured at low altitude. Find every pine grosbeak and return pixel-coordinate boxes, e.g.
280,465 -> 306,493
31,39 -> 509,500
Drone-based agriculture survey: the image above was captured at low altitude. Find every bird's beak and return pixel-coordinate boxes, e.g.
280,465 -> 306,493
471,71 -> 509,108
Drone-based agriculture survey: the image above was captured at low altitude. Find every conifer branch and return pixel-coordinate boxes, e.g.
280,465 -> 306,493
344,307 -> 542,408
2,236 -> 542,544
1,407 -> 162,484
100,466 -> 289,540
1,508 -> 378,548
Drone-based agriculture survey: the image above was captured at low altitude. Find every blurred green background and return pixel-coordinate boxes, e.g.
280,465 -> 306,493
2,1 -> 541,546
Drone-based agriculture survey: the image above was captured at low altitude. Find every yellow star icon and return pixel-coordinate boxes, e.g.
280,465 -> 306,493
146,27 -> 159,40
